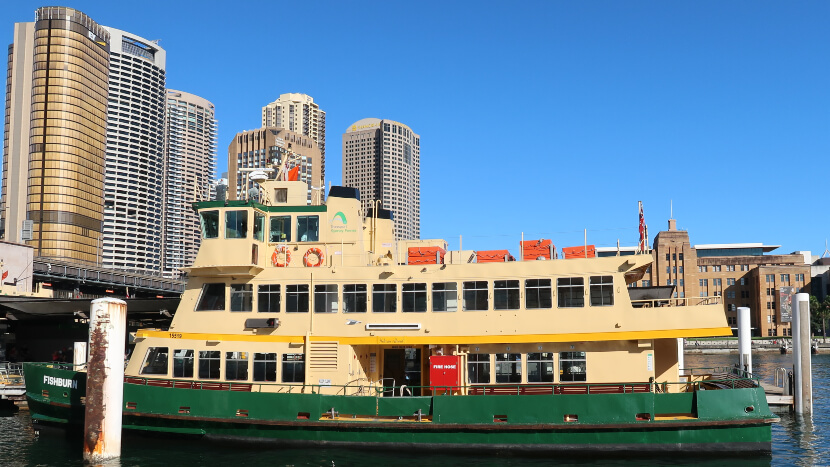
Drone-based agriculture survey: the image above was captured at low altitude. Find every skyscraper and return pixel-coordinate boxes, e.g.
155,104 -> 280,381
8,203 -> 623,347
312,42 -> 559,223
228,128 -> 321,204
100,28 -> 166,272
1,7 -> 110,264
261,93 -> 326,178
162,89 -> 217,278
342,118 -> 420,240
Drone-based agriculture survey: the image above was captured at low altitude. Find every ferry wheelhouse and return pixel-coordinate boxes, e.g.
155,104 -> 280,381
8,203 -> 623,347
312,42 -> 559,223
25,174 -> 777,453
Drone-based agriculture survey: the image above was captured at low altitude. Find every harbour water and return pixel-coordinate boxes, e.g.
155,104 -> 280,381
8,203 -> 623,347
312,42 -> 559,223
1,353 -> 827,466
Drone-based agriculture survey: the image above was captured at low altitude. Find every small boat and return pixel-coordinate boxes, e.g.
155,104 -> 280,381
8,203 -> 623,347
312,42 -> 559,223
780,344 -> 788,354
24,160 -> 778,454
811,343 -> 819,355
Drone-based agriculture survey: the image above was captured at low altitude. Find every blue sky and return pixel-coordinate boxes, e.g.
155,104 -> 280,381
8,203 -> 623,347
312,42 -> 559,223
3,1 -> 829,257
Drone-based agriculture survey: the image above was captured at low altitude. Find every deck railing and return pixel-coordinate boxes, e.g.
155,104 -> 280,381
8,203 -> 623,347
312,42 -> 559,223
630,296 -> 721,308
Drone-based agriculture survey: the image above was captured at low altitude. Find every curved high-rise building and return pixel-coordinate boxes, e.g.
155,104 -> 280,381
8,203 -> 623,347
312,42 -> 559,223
162,89 -> 217,278
343,118 -> 420,240
1,7 -> 110,264
100,28 -> 166,272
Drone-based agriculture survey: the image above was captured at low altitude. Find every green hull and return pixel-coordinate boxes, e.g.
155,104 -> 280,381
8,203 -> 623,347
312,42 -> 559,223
24,363 -> 776,453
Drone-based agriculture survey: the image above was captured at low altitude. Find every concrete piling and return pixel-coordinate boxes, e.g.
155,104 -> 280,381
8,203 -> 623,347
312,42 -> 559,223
792,293 -> 812,414
737,307 -> 752,374
73,341 -> 87,368
83,298 -> 127,463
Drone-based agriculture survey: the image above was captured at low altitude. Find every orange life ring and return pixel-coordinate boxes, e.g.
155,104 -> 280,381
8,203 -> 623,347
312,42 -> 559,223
303,247 -> 324,267
271,246 -> 291,267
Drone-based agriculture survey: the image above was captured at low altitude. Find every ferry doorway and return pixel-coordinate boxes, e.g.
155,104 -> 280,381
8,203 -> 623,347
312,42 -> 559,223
382,348 -> 422,396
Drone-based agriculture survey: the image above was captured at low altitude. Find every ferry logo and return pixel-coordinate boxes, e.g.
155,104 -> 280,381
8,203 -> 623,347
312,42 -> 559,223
43,375 -> 78,389
332,211 -> 347,225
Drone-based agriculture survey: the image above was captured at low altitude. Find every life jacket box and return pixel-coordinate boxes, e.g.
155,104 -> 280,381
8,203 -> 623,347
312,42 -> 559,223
521,239 -> 554,261
429,355 -> 460,394
562,245 -> 596,259
407,246 -> 446,265
476,249 -> 515,263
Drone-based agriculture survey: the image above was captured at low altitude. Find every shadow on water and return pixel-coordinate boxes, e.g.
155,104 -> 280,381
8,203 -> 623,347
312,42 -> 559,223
1,352 -> 827,466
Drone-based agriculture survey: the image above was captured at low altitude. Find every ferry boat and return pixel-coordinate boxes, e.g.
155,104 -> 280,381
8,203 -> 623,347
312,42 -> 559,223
24,166 -> 777,453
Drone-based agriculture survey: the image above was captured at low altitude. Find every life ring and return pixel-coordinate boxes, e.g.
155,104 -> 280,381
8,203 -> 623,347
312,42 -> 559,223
303,247 -> 324,267
271,246 -> 291,267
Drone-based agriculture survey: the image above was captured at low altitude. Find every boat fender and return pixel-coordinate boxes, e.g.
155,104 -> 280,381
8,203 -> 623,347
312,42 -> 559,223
271,246 -> 291,267
303,247 -> 324,267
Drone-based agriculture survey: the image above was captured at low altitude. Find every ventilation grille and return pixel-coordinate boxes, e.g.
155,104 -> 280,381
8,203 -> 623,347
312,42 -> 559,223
309,341 -> 338,371
365,323 -> 421,331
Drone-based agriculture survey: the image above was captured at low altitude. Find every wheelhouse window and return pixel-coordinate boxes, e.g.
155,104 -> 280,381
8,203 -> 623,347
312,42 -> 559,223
402,283 -> 427,312
198,351 -> 221,379
495,353 -> 522,383
432,282 -> 458,312
269,215 -> 291,242
200,210 -> 219,239
343,284 -> 367,313
494,280 -> 520,310
140,347 -> 168,375
463,281 -> 489,311
559,351 -> 586,382
297,215 -> 319,242
258,284 -> 280,312
195,283 -> 225,311
173,349 -> 194,378
282,354 -> 305,383
225,210 -> 248,239
314,284 -> 338,313
590,276 -> 614,306
373,284 -> 397,313
225,352 -> 249,381
527,352 -> 554,383
230,284 -> 253,312
286,285 -> 309,313
525,279 -> 552,309
557,277 -> 584,308
253,212 -> 265,242
467,354 -> 491,384
253,352 -> 277,382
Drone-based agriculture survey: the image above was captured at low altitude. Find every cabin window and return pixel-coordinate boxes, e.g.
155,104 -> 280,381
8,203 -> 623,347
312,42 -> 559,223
297,215 -> 319,242
590,276 -> 614,306
527,352 -> 555,383
373,284 -> 397,312
559,351 -> 586,382
200,210 -> 219,239
402,283 -> 427,312
343,284 -> 368,313
253,212 -> 265,242
269,216 -> 291,242
494,280 -> 520,310
525,279 -> 552,309
314,284 -> 339,313
140,347 -> 169,375
198,351 -> 221,379
258,284 -> 280,312
225,210 -> 248,239
286,285 -> 309,313
282,354 -> 305,383
195,283 -> 225,311
463,281 -> 489,311
225,352 -> 249,381
432,282 -> 458,312
253,352 -> 277,381
467,354 -> 491,384
495,353 -> 522,383
230,284 -> 253,312
557,278 -> 584,308
274,187 -> 288,203
173,349 -> 194,378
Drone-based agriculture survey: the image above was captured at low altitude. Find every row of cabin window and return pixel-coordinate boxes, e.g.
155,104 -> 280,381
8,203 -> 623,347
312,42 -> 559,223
140,347 -> 305,383
195,276 -> 615,313
467,352 -> 587,384
200,209 -> 320,243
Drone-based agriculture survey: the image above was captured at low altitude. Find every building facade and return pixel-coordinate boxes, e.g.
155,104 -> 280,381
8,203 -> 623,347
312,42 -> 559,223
342,118 -> 420,240
227,128 -> 321,204
100,28 -> 166,272
162,90 -> 217,278
1,7 -> 110,265
261,93 -> 325,178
